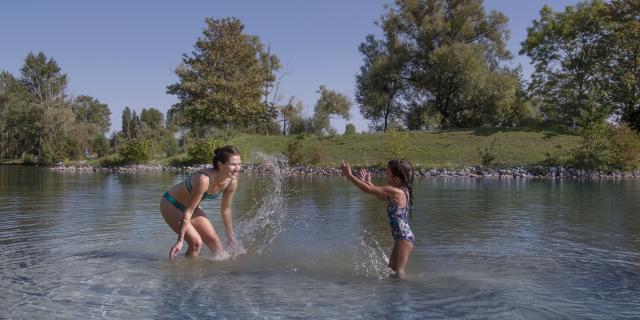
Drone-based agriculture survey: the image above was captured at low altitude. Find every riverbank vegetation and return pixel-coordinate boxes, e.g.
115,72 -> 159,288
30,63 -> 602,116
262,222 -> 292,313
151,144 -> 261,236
1,0 -> 638,172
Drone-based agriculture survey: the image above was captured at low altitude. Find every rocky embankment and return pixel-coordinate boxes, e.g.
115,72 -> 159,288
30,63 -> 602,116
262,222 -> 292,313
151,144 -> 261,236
49,163 -> 640,179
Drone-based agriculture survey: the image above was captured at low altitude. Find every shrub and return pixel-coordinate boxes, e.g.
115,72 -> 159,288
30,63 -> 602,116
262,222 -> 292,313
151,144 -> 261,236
303,140 -> 328,165
285,139 -> 303,165
91,134 -> 111,157
571,121 -> 613,170
344,123 -> 356,135
187,138 -> 221,164
118,139 -> 152,164
477,138 -> 497,166
610,124 -> 640,171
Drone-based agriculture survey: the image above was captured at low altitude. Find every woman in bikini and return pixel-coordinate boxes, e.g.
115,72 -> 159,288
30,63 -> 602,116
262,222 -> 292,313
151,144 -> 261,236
160,145 -> 242,259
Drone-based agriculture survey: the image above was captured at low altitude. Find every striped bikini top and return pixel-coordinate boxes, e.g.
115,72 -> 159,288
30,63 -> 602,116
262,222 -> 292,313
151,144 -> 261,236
185,172 -> 227,200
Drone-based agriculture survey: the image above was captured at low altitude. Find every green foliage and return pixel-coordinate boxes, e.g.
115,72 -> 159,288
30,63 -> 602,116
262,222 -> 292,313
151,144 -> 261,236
610,124 -> 640,171
344,123 -> 356,135
118,139 -> 152,164
91,134 -> 111,157
285,138 -> 304,165
303,140 -> 328,166
310,85 -> 352,135
71,95 -> 111,134
383,129 -> 410,160
167,17 -> 281,131
357,0 -> 520,130
520,0 -> 639,129
477,138 -> 498,166
161,133 -> 180,157
571,121 -> 613,170
187,138 -> 221,164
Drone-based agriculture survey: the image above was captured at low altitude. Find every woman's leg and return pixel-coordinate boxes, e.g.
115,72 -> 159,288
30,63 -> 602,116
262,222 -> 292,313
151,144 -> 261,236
160,198 -> 204,257
392,240 -> 414,278
190,208 -> 225,254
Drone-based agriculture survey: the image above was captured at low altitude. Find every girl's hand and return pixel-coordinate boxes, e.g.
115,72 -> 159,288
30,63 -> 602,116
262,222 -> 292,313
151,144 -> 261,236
340,161 -> 352,176
359,168 -> 372,185
170,240 -> 183,259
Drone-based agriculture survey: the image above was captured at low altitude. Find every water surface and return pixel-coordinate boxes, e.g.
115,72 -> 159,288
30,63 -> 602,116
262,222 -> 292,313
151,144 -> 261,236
1,166 -> 639,319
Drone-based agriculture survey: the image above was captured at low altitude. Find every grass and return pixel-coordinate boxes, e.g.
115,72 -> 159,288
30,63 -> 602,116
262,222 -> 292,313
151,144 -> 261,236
5,128 -> 580,169
227,127 -> 580,169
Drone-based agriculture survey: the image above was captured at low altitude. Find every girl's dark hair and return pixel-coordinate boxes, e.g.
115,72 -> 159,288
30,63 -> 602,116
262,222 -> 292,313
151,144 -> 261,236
388,159 -> 414,216
213,145 -> 241,169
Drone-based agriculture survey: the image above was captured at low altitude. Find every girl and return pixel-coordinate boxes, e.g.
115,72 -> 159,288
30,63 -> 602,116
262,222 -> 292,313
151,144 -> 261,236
161,145 -> 242,259
340,159 -> 415,278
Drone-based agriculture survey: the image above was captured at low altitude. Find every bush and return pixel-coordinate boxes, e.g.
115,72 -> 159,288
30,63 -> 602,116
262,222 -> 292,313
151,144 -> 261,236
303,140 -> 328,166
187,138 -> 221,164
118,139 -> 152,164
344,123 -> 356,135
571,121 -> 613,170
610,124 -> 640,171
477,138 -> 497,166
285,139 -> 303,165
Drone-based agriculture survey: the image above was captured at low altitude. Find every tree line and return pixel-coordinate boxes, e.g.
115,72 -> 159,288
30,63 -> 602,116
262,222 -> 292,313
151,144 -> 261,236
1,0 -> 638,165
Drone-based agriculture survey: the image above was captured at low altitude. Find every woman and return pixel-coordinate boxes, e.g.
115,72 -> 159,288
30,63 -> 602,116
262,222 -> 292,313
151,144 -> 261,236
160,145 -> 242,259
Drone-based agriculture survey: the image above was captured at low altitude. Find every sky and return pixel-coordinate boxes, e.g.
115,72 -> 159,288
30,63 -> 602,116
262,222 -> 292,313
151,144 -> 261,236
1,0 -> 580,134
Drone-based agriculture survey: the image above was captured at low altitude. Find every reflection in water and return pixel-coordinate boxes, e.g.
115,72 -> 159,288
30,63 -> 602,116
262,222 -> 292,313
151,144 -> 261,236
1,166 -> 639,318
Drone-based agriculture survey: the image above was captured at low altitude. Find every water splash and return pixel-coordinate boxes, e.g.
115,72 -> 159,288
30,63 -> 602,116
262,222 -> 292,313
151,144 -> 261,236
352,229 -> 393,279
233,153 -> 290,256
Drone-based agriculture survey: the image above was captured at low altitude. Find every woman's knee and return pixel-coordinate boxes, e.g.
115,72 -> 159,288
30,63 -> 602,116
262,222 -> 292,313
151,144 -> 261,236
188,238 -> 203,252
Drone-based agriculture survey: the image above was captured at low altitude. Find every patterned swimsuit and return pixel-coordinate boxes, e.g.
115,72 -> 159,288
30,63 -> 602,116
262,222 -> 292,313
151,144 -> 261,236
386,189 -> 415,243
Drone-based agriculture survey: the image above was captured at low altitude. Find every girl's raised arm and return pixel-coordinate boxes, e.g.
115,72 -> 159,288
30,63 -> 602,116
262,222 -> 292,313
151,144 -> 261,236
341,161 -> 393,201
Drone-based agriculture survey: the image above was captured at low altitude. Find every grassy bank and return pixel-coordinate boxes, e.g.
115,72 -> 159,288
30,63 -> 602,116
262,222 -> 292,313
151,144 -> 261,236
8,128 -> 580,169
228,128 -> 579,168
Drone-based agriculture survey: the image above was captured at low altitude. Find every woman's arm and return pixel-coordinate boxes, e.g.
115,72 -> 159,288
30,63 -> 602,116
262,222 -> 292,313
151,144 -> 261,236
341,161 -> 393,201
220,178 -> 238,246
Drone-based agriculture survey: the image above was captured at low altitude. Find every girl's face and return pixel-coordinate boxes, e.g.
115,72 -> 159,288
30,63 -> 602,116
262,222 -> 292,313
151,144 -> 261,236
386,166 -> 400,186
220,155 -> 242,179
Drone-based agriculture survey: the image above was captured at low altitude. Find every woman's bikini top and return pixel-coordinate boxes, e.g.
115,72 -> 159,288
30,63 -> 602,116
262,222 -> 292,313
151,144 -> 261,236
185,172 -> 228,200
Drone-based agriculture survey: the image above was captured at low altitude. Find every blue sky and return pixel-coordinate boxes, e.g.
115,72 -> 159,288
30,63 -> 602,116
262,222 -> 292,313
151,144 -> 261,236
1,0 -> 579,134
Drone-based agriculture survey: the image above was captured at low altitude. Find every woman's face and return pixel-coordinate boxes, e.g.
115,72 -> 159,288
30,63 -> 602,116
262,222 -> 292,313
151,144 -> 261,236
220,155 -> 242,179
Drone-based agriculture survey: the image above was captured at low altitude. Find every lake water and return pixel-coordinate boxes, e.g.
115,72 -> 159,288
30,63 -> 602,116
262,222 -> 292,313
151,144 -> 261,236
1,164 -> 639,319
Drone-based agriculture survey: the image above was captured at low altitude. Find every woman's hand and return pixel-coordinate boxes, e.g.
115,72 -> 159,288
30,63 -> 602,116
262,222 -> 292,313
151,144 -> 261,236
169,240 -> 183,259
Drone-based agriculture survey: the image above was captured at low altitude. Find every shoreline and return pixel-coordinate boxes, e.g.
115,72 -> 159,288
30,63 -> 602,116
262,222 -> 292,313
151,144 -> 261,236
40,163 -> 640,180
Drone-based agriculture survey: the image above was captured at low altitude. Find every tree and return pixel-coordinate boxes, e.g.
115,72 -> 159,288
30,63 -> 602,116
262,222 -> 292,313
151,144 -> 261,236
278,97 -> 304,135
18,52 -> 76,162
140,107 -> 164,132
121,107 -> 132,139
355,34 -> 407,132
520,1 -> 613,128
357,0 -> 520,130
310,85 -> 352,135
71,95 -> 111,134
166,17 -> 281,134
608,0 -> 640,131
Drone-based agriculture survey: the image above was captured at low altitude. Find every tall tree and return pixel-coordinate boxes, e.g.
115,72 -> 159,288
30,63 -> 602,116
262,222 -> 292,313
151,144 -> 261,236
357,0 -> 520,130
71,95 -> 111,134
278,97 -> 304,135
140,107 -> 164,131
520,1 -> 613,127
355,34 -> 408,132
121,107 -> 133,139
166,17 -> 281,134
608,0 -> 640,131
311,85 -> 352,135
18,52 -> 75,162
